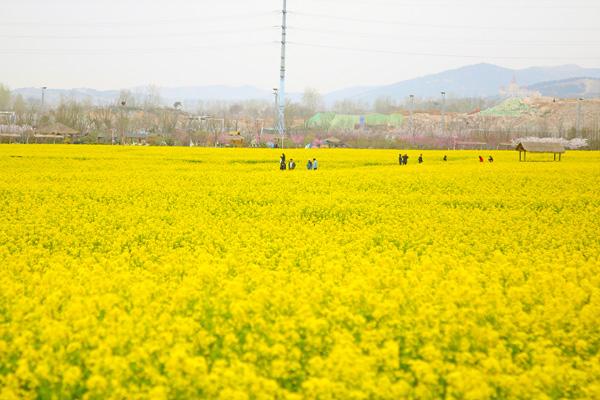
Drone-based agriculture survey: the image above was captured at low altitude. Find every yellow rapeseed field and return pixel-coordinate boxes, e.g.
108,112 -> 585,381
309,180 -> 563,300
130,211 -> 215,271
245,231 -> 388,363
0,145 -> 599,399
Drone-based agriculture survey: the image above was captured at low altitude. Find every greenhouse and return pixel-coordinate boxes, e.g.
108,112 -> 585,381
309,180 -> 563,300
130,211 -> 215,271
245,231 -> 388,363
307,112 -> 404,132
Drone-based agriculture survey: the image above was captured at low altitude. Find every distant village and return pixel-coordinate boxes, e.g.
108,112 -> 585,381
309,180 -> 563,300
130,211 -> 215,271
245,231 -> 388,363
0,81 -> 598,150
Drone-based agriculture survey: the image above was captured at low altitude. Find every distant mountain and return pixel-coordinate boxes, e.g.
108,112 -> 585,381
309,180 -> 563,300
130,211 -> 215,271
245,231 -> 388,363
12,85 -> 303,107
158,85 -> 272,103
11,85 -> 276,107
526,77 -> 600,98
11,63 -> 600,107
13,87 -> 119,105
323,85 -> 377,105
323,63 -> 600,104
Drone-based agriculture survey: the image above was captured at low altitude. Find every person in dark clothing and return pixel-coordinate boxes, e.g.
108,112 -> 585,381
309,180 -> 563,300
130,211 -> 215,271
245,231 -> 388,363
443,155 -> 447,161
399,153 -> 403,165
307,159 -> 313,170
280,160 -> 286,170
280,153 -> 286,164
488,155 -> 494,163
418,154 -> 423,164
402,154 -> 409,165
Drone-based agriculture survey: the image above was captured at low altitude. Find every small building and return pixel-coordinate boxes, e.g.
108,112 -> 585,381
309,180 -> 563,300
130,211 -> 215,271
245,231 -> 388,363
454,141 -> 488,150
515,141 -> 565,161
33,122 -> 79,144
324,137 -> 345,148
227,135 -> 245,147
125,131 -> 149,145
0,132 -> 22,143
219,132 -> 245,147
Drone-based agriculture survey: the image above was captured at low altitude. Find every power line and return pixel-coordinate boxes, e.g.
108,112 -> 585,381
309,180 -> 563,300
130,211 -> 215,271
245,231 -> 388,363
302,0 -> 600,9
0,27 -> 276,40
287,41 -> 600,61
0,11 -> 277,27
288,26 -> 600,47
289,11 -> 600,31
0,42 -> 275,55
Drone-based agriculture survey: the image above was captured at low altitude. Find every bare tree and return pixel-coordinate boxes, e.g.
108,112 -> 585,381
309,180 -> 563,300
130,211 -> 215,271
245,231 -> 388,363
301,87 -> 323,117
98,106 -> 113,132
55,97 -> 88,132
333,98 -> 369,114
374,96 -> 396,114
0,84 -> 11,110
117,89 -> 136,108
143,85 -> 162,110
158,109 -> 178,135
207,119 -> 221,146
12,94 -> 29,125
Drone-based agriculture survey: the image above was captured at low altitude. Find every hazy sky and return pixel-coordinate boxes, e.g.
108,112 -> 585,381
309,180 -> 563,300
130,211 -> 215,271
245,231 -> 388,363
2,0 -> 600,92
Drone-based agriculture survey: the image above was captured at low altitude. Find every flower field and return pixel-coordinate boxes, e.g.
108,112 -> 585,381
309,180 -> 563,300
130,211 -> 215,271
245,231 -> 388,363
0,145 -> 599,399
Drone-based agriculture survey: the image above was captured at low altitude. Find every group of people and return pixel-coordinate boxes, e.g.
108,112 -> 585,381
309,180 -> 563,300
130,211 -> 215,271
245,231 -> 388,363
279,153 -> 318,170
280,152 -> 496,170
399,154 -> 495,164
399,154 -> 424,165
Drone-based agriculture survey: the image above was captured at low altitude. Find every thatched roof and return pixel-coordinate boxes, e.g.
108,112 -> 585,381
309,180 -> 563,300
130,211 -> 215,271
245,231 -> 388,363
515,142 -> 565,153
36,122 -> 79,135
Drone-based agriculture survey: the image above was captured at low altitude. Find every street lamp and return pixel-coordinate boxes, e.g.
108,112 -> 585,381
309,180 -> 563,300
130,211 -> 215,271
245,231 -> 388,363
120,101 -> 126,145
187,116 -> 195,147
409,94 -> 415,139
41,86 -> 47,112
440,91 -> 446,135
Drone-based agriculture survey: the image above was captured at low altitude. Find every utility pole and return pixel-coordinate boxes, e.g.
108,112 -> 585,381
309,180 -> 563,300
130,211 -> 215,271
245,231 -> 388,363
277,0 -> 287,149
409,94 -> 414,139
440,91 -> 446,136
576,97 -> 583,137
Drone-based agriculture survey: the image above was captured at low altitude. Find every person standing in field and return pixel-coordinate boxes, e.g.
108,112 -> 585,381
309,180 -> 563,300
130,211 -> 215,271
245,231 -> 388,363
418,154 -> 423,164
312,158 -> 318,170
402,154 -> 409,165
307,159 -> 313,170
479,155 -> 484,163
488,156 -> 494,163
281,153 -> 286,164
443,155 -> 447,161
399,153 -> 403,165
288,159 -> 296,170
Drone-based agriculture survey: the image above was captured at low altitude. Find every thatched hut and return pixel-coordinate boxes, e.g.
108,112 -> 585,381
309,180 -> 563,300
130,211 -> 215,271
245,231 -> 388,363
515,142 -> 565,161
324,137 -> 344,148
34,122 -> 79,143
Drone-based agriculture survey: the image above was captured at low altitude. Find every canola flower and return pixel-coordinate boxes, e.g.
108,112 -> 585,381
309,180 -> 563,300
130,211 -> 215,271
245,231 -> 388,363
0,145 -> 599,399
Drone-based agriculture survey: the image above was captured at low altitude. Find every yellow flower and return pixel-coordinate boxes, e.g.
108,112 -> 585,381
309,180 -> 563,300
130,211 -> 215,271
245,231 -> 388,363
0,145 -> 598,398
